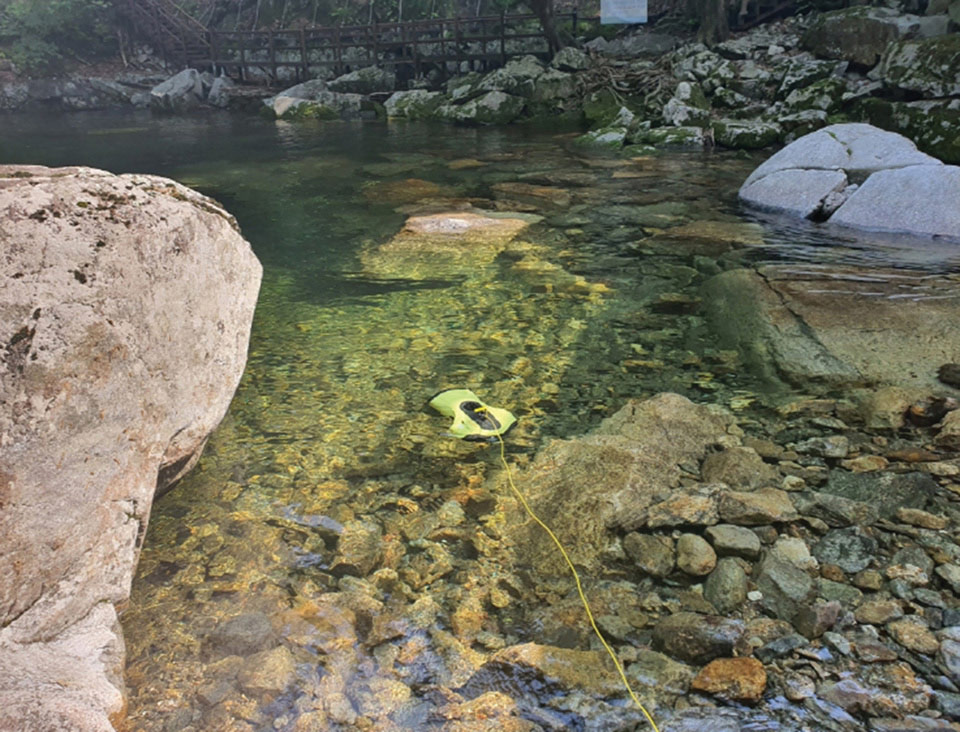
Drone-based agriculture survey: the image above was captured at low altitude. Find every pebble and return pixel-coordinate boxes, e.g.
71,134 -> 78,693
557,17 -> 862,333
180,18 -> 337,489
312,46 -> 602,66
818,577 -> 864,607
624,532 -> 675,578
705,523 -> 761,559
823,631 -> 852,656
755,633 -> 808,662
783,672 -> 816,701
704,557 -> 749,613
941,639 -> 960,683
237,646 -> 297,696
771,536 -> 818,571
887,618 -> 941,655
897,507 -> 949,530
756,555 -> 816,621
205,612 -> 277,658
651,612 -> 745,664
813,527 -> 877,574
840,454 -> 889,472
677,533 -> 717,576
854,569 -> 886,591
782,475 -> 805,491
718,489 -> 798,525
701,446 -> 779,489
437,500 -> 466,526
820,563 -> 846,582
794,435 -> 849,458
855,600 -> 905,625
936,564 -> 960,594
691,657 -> 767,704
793,601 -> 841,639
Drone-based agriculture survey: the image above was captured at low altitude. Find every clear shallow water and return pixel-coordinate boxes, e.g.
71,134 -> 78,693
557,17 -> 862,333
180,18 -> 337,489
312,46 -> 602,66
3,111 -> 957,731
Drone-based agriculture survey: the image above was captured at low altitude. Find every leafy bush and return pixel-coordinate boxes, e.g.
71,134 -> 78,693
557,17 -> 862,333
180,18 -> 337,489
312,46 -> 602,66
0,0 -> 115,74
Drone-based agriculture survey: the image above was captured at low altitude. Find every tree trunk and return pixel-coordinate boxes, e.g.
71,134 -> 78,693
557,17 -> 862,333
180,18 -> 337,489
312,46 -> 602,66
691,0 -> 729,46
530,0 -> 563,53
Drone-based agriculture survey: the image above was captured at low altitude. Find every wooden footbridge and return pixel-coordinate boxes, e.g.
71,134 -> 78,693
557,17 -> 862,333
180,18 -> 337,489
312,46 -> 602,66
119,0 -> 591,84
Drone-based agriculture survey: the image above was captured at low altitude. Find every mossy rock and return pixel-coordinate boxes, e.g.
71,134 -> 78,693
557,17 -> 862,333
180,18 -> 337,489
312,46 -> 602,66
630,126 -> 710,148
854,97 -> 960,164
801,6 -> 913,69
279,102 -> 340,121
712,119 -> 782,150
875,35 -> 960,98
384,90 -> 445,120
583,89 -> 623,127
573,126 -> 628,149
782,77 -> 848,114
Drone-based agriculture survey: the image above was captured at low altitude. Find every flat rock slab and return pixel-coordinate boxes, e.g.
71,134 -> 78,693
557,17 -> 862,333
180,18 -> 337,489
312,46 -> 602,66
702,265 -> 960,391
360,211 -> 535,278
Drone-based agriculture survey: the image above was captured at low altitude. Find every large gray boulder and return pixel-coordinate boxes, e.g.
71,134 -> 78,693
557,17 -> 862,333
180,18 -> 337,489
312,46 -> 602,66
476,54 -> 545,98
149,68 -> 204,112
383,89 -> 444,120
740,123 -> 958,238
266,89 -> 363,120
327,66 -> 396,94
829,165 -> 960,237
0,165 -> 262,730
435,90 -> 526,125
801,7 -> 934,69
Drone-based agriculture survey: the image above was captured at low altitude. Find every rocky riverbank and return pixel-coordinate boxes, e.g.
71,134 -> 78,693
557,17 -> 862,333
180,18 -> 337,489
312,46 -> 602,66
3,7 -> 957,164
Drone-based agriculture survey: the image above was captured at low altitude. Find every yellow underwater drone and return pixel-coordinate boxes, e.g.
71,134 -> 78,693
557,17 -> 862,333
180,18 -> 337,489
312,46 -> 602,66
428,388 -> 660,732
428,388 -> 517,442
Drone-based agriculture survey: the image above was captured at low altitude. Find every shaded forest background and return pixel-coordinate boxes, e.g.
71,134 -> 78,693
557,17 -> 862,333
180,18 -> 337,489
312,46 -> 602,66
0,0 -> 685,74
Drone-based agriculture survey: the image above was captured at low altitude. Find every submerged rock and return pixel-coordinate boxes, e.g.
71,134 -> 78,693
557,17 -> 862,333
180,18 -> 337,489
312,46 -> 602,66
499,393 -> 731,576
460,642 -> 623,700
651,612 -> 745,663
691,657 -> 766,704
702,265 -> 960,392
0,164 -> 261,731
360,210 -> 534,278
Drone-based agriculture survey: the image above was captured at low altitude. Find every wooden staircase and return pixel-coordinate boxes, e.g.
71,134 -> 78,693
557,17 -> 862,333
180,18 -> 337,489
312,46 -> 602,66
117,0 -> 212,70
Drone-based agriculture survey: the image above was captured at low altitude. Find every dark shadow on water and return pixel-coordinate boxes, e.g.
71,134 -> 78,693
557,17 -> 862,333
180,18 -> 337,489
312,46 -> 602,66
288,271 -> 463,305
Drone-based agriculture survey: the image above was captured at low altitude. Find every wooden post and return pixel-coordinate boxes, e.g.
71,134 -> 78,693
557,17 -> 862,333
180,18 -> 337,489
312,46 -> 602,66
371,22 -> 378,66
238,32 -> 246,82
455,16 -> 462,76
335,26 -> 342,75
210,31 -> 219,75
299,28 -> 308,80
500,10 -> 506,66
268,29 -> 276,83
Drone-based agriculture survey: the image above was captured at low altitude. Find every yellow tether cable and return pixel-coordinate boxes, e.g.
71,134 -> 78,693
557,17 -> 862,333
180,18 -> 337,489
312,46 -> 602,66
489,429 -> 661,732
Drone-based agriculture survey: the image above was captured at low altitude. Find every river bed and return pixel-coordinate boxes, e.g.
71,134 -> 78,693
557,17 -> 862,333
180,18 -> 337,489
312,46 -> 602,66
4,110 -> 959,732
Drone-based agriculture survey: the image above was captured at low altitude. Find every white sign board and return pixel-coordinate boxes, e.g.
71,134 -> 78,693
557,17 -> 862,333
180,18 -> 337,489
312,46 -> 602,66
601,0 -> 648,24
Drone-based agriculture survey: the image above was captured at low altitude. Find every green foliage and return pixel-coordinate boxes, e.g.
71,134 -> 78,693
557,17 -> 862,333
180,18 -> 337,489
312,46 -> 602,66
0,0 -> 115,73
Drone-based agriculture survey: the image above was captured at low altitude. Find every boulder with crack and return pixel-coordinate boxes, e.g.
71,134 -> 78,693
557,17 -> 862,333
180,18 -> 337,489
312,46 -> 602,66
738,123 -> 959,239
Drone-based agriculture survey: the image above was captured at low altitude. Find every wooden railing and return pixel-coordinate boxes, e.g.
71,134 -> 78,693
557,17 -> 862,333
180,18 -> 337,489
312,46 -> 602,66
209,12 -> 592,83
120,1 -> 594,85
118,0 -> 212,68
